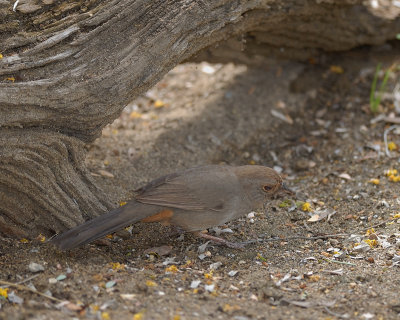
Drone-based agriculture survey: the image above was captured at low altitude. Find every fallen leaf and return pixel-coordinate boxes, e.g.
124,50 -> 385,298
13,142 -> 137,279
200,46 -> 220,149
308,214 -> 320,222
307,209 -> 336,222
65,302 -> 83,311
339,173 -> 352,180
98,170 -> 114,178
330,65 -> 344,74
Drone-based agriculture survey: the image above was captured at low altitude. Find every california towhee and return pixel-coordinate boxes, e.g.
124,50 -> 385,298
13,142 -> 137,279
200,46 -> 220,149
51,165 -> 292,250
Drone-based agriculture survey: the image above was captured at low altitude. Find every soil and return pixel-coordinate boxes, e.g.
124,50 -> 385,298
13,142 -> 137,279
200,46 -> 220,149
1,44 -> 400,320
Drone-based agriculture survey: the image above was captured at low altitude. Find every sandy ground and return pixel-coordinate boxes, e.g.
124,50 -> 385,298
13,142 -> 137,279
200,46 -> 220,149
1,44 -> 400,320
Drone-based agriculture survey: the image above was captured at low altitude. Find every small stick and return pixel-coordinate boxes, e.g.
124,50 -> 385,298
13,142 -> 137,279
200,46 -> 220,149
16,274 -> 40,285
324,306 -> 350,319
0,280 -> 65,303
258,233 -> 349,242
322,258 -> 356,266
360,218 -> 392,231
259,217 -> 394,243
383,125 -> 400,157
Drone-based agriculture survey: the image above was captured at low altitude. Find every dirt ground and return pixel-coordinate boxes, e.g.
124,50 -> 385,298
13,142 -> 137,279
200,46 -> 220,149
1,43 -> 400,320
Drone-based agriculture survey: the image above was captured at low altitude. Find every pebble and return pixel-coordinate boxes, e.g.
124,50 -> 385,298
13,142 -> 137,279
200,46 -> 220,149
209,261 -> 222,270
247,212 -> 255,219
204,284 -> 215,292
273,165 -> 283,173
8,291 -> 23,304
252,153 -> 261,162
366,257 -> 375,263
228,270 -> 238,277
56,274 -> 67,281
329,239 -> 339,246
28,262 -> 44,273
190,280 -> 201,289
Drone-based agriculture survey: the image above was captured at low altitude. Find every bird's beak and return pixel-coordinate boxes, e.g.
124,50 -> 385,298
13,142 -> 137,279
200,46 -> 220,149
281,183 -> 295,196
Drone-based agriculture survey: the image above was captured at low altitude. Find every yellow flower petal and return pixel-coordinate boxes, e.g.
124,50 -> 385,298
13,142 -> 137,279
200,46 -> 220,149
330,65 -> 344,74
385,169 -> 398,176
133,311 -> 145,320
101,312 -> 110,320
0,288 -> 8,299
388,142 -> 397,151
165,265 -> 178,273
302,202 -> 312,212
110,262 -> 125,270
368,179 -> 380,185
129,111 -> 142,119
145,280 -> 157,287
364,239 -> 378,247
154,100 -> 165,108
365,228 -> 375,235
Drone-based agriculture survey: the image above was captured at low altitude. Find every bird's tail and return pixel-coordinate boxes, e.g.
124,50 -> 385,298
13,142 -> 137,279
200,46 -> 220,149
50,201 -> 160,250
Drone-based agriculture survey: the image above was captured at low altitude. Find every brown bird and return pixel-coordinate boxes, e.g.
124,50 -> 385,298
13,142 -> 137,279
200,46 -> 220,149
50,165 -> 292,250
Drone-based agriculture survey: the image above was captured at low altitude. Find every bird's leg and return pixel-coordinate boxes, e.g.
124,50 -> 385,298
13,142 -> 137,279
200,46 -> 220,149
195,232 -> 246,249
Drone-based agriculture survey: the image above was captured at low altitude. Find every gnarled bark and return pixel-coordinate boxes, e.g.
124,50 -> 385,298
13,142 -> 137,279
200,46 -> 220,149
0,0 -> 399,237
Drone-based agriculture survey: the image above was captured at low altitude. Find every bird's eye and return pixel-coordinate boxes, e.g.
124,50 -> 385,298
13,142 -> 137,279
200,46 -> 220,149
262,185 -> 272,192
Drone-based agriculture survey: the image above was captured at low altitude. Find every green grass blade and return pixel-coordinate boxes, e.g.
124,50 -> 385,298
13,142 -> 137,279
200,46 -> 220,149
370,63 -> 381,112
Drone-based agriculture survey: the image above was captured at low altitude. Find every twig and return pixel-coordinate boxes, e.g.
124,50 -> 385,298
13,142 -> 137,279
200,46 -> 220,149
0,280 -> 65,303
16,274 -> 40,285
321,269 -> 344,276
324,306 -> 350,319
383,125 -> 400,157
322,258 -> 356,266
13,0 -> 19,12
258,217 -> 394,243
360,218 -> 393,231
258,233 -> 349,243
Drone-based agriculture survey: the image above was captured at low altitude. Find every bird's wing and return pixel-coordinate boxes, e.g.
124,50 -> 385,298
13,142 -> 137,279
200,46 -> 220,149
135,166 -> 233,211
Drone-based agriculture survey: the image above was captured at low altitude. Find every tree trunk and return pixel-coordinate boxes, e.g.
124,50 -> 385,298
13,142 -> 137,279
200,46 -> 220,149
0,0 -> 399,237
